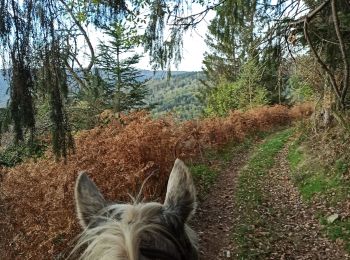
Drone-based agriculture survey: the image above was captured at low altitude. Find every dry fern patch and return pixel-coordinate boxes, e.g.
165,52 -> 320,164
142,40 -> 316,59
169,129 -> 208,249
0,104 -> 312,259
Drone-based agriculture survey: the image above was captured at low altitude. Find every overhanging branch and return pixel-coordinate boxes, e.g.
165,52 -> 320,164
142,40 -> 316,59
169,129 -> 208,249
58,0 -> 95,72
303,19 -> 342,105
289,1 -> 330,27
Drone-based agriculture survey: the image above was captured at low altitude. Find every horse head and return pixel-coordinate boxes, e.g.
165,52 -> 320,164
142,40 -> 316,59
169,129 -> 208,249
72,159 -> 198,260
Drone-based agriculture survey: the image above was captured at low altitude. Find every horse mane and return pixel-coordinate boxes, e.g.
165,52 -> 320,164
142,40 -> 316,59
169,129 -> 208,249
72,159 -> 198,259
70,202 -> 197,260
70,202 -> 162,259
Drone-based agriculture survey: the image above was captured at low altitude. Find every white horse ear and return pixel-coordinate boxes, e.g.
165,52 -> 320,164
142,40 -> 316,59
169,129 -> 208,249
164,159 -> 197,222
75,172 -> 107,228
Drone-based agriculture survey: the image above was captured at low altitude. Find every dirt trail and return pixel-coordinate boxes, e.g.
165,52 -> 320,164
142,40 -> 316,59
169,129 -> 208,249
192,137 -> 348,259
192,150 -> 250,259
254,144 -> 347,259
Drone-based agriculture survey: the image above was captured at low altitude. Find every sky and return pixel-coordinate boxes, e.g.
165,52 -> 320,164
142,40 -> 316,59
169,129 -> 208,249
138,12 -> 214,72
83,5 -> 215,72
141,5 -> 215,71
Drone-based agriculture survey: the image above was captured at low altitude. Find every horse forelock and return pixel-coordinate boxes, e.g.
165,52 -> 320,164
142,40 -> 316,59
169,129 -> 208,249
71,202 -> 197,260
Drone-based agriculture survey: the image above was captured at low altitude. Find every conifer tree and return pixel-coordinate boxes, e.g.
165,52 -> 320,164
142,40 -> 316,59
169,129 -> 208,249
96,22 -> 149,114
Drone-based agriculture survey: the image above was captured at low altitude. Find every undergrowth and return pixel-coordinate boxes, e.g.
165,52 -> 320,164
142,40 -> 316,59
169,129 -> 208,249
320,217 -> 350,252
190,164 -> 217,194
233,129 -> 293,258
0,141 -> 46,167
0,104 -> 312,259
287,126 -> 350,252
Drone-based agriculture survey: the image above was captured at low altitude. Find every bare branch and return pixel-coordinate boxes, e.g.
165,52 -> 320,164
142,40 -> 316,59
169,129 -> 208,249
289,1 -> 330,27
64,59 -> 87,89
169,1 -> 226,28
303,19 -> 342,106
58,0 -> 95,72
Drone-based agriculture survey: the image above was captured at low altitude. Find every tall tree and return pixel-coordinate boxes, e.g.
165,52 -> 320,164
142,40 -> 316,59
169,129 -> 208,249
204,58 -> 268,117
289,0 -> 350,110
96,22 -> 149,114
0,0 -> 128,158
202,0 -> 288,105
202,0 -> 260,84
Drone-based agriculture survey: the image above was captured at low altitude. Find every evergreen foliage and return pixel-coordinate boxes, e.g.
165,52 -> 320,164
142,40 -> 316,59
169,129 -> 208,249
10,56 -> 35,143
202,0 -> 294,105
96,22 -> 149,114
34,42 -> 74,160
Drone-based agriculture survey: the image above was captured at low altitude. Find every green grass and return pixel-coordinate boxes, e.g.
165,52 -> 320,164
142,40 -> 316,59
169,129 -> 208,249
287,133 -> 350,253
320,217 -> 350,252
190,164 -> 217,192
188,131 -> 275,200
287,141 -> 303,172
189,137 -> 254,196
206,138 -> 253,163
233,129 -> 293,258
299,174 -> 341,200
335,159 -> 349,175
287,135 -> 350,203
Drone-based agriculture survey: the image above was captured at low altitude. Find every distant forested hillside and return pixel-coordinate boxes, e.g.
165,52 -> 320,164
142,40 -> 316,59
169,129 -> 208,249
146,71 -> 205,119
0,70 -> 205,119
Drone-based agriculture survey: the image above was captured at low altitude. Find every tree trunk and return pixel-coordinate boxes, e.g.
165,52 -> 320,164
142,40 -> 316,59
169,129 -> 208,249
115,45 -> 122,117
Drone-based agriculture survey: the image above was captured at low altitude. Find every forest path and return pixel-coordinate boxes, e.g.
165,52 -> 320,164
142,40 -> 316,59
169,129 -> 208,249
191,141 -> 251,259
192,129 -> 348,259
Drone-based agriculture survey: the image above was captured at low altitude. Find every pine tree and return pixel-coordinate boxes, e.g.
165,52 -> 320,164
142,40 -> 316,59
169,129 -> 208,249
202,0 -> 289,105
96,22 -> 149,115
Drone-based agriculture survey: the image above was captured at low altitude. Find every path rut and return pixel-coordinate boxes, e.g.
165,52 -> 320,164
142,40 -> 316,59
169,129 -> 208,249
254,144 -> 347,259
192,136 -> 348,259
192,150 -> 250,259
